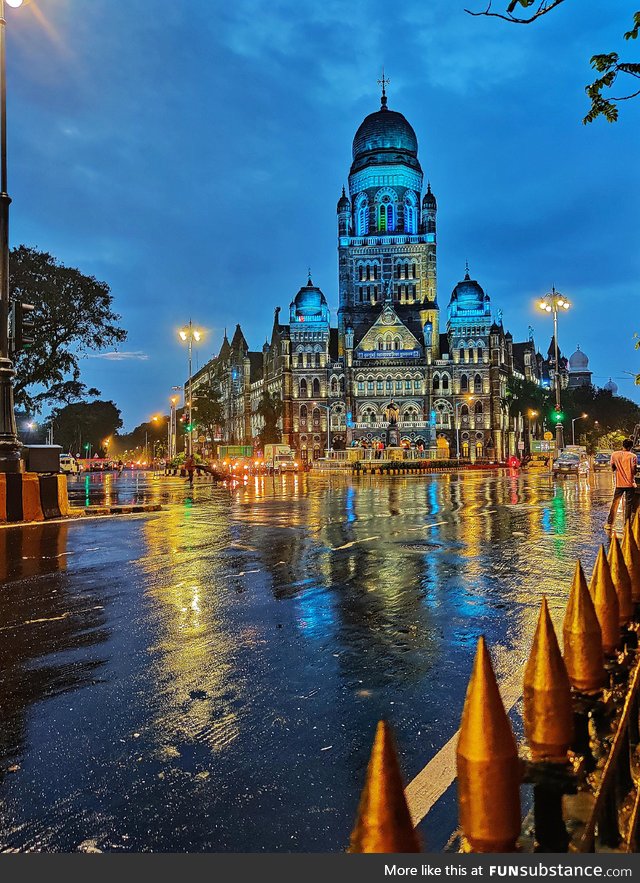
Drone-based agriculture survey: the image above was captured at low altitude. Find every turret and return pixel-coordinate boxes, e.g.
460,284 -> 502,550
337,186 -> 351,238
422,183 -> 437,236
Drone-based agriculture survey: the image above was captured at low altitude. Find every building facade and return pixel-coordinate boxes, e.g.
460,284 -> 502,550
186,88 -> 565,462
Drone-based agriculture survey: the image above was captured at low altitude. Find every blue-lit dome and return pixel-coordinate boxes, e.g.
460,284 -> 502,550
292,277 -> 328,318
450,271 -> 485,311
351,95 -> 421,174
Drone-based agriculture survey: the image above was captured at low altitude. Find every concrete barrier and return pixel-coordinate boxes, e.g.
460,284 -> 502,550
22,473 -> 44,522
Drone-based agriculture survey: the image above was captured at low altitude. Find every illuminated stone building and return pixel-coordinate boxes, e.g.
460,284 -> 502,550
189,85 -> 548,462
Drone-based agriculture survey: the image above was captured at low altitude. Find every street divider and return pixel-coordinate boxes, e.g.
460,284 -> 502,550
349,511 -> 640,854
0,472 -> 71,524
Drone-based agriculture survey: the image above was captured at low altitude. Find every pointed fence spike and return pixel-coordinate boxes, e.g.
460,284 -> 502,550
563,561 -> 605,693
524,597 -> 573,761
349,720 -> 421,854
622,520 -> 640,604
608,534 -> 633,625
457,637 -> 521,852
589,546 -> 620,656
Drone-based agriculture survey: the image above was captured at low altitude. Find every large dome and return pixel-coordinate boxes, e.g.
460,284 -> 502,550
569,346 -> 589,370
604,378 -> 619,395
351,96 -> 421,173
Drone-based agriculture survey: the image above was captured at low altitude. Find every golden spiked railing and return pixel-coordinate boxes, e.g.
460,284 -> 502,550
348,511 -> 640,854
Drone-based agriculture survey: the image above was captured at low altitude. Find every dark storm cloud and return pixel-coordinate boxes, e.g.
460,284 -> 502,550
6,0 -> 639,425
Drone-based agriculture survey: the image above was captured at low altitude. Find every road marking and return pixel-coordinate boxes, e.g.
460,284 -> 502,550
404,659 -> 525,826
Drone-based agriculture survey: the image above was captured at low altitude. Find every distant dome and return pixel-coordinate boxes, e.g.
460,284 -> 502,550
337,186 -> 350,212
569,345 -> 589,370
292,277 -> 327,318
604,377 -> 619,395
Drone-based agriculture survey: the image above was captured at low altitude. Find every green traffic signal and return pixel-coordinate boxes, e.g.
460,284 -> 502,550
552,411 -> 564,423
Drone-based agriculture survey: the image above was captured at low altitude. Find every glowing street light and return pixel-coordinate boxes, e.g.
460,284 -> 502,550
572,412 -> 588,446
177,321 -> 203,456
537,287 -> 572,451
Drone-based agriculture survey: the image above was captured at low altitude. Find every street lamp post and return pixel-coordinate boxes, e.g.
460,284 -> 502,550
527,409 -> 538,454
454,395 -> 473,459
0,0 -> 26,473
537,287 -> 571,452
572,412 -> 588,446
178,322 -> 202,457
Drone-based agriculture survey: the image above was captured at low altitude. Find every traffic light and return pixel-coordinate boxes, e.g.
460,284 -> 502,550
552,406 -> 564,423
9,301 -> 36,353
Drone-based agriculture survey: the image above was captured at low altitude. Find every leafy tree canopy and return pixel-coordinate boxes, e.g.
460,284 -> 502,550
255,390 -> 282,448
11,246 -> 127,413
193,382 -> 225,443
51,400 -> 123,457
466,2 -> 640,123
113,417 -> 168,458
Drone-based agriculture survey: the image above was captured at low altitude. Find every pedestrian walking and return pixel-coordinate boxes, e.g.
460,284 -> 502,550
605,438 -> 637,530
185,454 -> 196,488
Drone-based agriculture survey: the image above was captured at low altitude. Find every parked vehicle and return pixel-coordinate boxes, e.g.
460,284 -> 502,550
264,444 -> 299,473
552,451 -> 581,477
593,451 -> 613,472
59,454 -> 81,474
524,454 -> 551,472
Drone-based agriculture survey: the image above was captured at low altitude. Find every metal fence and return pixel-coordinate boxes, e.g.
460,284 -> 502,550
348,514 -> 640,854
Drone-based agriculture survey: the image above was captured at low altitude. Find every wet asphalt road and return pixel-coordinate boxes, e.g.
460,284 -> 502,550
0,469 -> 620,852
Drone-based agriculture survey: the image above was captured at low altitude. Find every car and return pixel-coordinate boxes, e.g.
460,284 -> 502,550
59,454 -> 81,474
593,451 -> 613,472
524,454 -> 551,472
552,452 -> 580,477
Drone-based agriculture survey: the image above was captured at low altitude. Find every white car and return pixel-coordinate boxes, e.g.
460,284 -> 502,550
60,454 -> 81,474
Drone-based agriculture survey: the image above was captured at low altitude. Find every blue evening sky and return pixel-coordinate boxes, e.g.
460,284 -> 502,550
7,0 -> 640,428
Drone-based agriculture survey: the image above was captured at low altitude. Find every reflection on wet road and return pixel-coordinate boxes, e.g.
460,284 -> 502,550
0,470 -> 616,851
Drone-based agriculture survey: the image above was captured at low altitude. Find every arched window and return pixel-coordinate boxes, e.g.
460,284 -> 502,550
460,375 -> 469,392
459,347 -> 466,363
377,337 -> 383,351
312,378 -> 320,397
386,377 -> 392,392
461,405 -> 469,418
312,408 -> 320,423
477,346 -> 484,362
474,401 -> 483,415
442,374 -> 450,392
356,196 -> 369,235
299,378 -> 308,398
384,333 -> 393,351
377,195 -> 395,232
339,376 -> 345,393
433,374 -> 440,392
330,377 -> 339,395
361,407 -> 377,424
393,337 -> 401,350
300,405 -> 307,421
474,374 -> 482,394
412,263 -> 417,279
435,401 -> 452,429
404,193 -> 417,234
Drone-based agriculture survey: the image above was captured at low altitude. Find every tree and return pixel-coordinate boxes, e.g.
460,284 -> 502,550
10,246 -> 127,412
559,386 -> 640,450
51,400 -> 123,457
504,376 -> 550,419
466,3 -> 640,123
113,417 -> 168,459
193,382 -> 225,446
255,390 -> 282,448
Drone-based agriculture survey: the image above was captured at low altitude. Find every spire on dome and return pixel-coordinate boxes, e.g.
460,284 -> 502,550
377,68 -> 390,109
307,267 -> 313,286
464,260 -> 470,281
